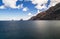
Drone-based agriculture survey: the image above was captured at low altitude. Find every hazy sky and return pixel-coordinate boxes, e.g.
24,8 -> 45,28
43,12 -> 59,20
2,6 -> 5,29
0,0 -> 60,20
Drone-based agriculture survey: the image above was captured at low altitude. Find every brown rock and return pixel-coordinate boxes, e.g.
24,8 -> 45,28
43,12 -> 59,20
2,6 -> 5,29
29,3 -> 60,20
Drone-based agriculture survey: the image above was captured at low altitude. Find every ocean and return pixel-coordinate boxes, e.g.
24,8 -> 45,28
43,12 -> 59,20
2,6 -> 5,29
0,21 -> 60,39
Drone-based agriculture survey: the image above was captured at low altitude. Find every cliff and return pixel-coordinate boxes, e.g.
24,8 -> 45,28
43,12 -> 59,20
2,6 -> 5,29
29,3 -> 60,20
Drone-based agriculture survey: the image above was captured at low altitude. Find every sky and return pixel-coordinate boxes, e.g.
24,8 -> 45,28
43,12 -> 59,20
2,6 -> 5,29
0,0 -> 60,20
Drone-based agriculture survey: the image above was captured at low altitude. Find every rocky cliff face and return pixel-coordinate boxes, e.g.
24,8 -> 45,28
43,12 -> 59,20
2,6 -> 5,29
29,3 -> 60,20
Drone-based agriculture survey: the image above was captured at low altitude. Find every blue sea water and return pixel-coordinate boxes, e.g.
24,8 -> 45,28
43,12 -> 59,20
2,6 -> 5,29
0,21 -> 60,39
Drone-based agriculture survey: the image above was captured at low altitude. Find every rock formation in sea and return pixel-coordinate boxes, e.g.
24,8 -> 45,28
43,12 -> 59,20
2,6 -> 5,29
29,3 -> 60,20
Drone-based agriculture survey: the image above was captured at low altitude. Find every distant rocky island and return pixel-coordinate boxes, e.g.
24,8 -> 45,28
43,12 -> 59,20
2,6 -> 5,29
29,3 -> 60,20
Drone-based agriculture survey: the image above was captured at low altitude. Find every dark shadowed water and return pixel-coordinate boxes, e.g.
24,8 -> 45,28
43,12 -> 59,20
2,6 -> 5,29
0,21 -> 60,39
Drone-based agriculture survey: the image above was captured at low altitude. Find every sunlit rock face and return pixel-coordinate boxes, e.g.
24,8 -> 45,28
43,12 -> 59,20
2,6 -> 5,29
29,3 -> 60,20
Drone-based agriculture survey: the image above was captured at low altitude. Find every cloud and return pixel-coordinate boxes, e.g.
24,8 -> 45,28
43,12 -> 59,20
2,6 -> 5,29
31,0 -> 60,13
31,0 -> 48,11
35,4 -> 47,10
0,5 -> 5,9
37,10 -> 42,13
1,0 -> 60,9
28,13 -> 32,16
31,0 -> 60,8
37,10 -> 40,13
49,0 -> 60,7
20,13 -> 33,20
22,7 -> 28,11
2,0 -> 23,9
31,0 -> 48,5
2,0 -> 17,8
22,13 -> 33,20
17,4 -> 23,9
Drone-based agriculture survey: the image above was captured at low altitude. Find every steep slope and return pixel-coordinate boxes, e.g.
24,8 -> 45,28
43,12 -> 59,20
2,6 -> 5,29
29,3 -> 60,20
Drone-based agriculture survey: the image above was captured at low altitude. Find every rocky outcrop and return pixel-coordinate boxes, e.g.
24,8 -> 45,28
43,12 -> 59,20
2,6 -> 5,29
29,3 -> 60,20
